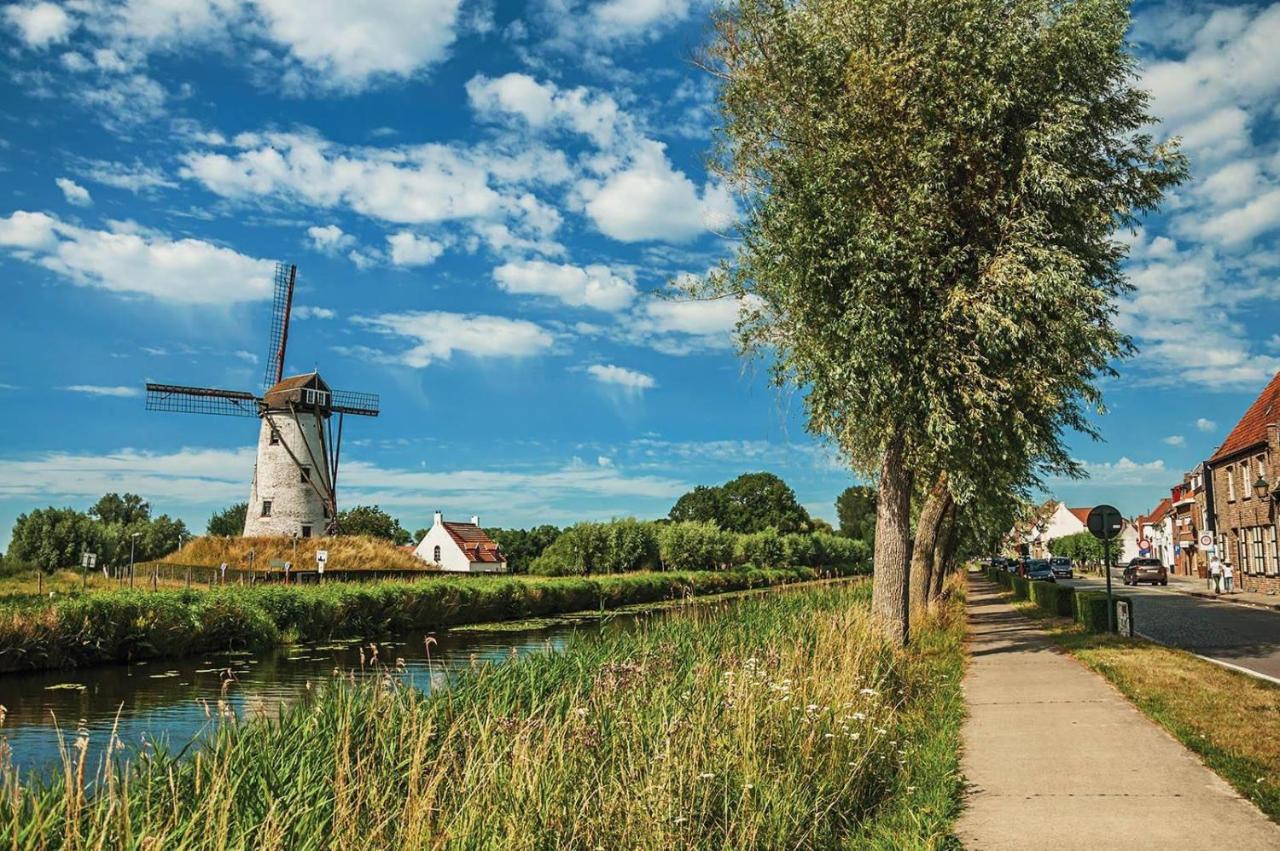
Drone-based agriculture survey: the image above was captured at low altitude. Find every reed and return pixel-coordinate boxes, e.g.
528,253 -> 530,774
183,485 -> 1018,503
0,579 -> 965,849
0,566 -> 854,673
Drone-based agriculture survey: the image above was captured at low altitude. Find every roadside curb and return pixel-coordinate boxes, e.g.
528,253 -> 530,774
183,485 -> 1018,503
1172,588 -> 1280,613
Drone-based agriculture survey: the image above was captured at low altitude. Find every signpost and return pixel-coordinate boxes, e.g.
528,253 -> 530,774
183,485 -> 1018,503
80,551 -> 97,592
316,549 -> 328,576
1086,505 -> 1124,634
1138,537 -> 1152,554
1199,532 -> 1214,548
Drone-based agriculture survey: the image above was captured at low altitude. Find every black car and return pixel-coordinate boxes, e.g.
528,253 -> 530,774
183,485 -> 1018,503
1025,559 -> 1056,581
1049,557 -> 1073,579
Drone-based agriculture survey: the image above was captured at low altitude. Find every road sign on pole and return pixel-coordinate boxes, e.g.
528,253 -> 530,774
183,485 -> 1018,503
1199,532 -> 1214,548
1138,538 -> 1152,551
316,549 -> 328,575
1087,505 -> 1123,634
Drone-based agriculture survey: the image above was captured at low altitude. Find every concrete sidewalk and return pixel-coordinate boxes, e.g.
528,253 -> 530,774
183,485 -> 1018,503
955,577 -> 1280,850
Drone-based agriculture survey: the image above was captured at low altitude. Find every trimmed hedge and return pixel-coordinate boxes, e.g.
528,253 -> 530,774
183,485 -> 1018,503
982,566 -> 1132,633
0,565 -> 855,673
1028,580 -> 1075,617
1074,590 -> 1134,634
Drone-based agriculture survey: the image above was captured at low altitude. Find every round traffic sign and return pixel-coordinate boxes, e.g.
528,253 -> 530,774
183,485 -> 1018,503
1138,538 -> 1152,550
1086,504 -> 1124,541
1199,533 -> 1214,547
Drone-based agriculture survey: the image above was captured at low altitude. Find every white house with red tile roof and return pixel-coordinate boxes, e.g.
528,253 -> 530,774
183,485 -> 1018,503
413,511 -> 508,573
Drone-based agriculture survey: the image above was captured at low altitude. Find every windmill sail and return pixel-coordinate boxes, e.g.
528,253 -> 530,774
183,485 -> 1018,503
145,383 -> 260,417
330,389 -> 380,417
262,262 -> 297,390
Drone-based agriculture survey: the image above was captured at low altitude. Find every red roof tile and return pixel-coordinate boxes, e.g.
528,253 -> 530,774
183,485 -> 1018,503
443,521 -> 505,564
1067,507 -> 1091,525
1211,371 -> 1280,463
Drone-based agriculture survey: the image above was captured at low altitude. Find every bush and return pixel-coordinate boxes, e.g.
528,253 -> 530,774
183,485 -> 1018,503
1028,581 -> 1074,617
1010,574 -> 1030,600
736,528 -> 786,568
657,521 -> 735,571
530,520 -> 659,575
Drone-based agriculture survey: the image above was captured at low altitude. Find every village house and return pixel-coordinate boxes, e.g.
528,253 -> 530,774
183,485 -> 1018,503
1205,372 -> 1280,594
1138,496 -> 1174,569
413,511 -> 508,573
1010,499 -> 1141,563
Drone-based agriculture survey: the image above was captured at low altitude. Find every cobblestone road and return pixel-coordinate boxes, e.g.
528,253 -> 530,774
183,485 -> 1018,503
1062,571 -> 1280,681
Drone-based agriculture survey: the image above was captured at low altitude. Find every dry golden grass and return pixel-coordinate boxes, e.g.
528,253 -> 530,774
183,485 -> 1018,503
161,535 -> 427,571
1020,603 -> 1280,821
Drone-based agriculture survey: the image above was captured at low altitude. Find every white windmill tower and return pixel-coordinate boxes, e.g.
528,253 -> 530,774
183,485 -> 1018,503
145,263 -> 380,538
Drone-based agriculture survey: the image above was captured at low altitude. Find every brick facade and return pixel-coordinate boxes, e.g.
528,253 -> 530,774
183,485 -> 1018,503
1207,425 -> 1280,595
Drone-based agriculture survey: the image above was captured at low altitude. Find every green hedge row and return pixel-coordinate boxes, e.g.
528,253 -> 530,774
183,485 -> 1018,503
983,566 -> 1132,633
0,565 -> 854,673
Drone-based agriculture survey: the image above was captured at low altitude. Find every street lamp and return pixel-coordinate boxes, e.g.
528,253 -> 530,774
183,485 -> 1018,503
129,531 -> 141,588
1254,475 -> 1269,500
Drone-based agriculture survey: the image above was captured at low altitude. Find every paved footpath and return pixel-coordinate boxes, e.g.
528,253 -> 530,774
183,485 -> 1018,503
955,577 -> 1280,850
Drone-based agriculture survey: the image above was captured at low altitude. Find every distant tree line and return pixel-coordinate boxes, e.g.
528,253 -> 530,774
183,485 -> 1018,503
6,493 -> 189,573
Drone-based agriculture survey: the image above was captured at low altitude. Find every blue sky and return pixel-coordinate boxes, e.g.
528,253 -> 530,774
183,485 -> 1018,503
0,0 -> 1278,548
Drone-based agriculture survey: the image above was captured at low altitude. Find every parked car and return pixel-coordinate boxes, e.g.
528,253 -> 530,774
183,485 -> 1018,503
1123,557 -> 1168,586
1025,559 -> 1056,581
1049,557 -> 1073,579
1014,555 -> 1032,576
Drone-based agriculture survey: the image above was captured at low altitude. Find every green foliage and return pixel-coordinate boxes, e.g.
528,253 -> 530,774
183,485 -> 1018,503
89,492 -> 151,526
7,507 -> 100,572
484,525 -> 561,573
1048,531 -> 1104,564
0,566 -> 831,673
207,502 -> 248,537
668,472 -> 811,534
335,505 -> 412,545
1028,581 -> 1075,617
530,519 -> 659,575
836,485 -> 877,544
657,521 -> 735,571
1074,591 -> 1133,634
736,528 -> 786,568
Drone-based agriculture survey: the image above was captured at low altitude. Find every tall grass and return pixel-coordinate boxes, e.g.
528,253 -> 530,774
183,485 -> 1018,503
0,579 -> 965,849
0,566 -> 851,673
161,534 -> 426,571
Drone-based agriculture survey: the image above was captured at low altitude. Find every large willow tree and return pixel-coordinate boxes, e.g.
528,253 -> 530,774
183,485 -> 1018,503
704,0 -> 1184,644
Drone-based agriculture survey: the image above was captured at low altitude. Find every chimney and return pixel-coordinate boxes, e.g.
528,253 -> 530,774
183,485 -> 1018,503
470,515 -> 480,527
433,510 -> 443,527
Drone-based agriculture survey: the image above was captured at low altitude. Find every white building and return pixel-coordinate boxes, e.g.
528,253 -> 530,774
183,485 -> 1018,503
414,512 -> 508,573
1013,502 -> 1090,556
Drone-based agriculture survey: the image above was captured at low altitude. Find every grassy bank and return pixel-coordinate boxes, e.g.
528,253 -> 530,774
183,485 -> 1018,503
0,579 -> 965,849
0,565 -> 857,673
161,534 -> 426,571
1007,598 -> 1280,823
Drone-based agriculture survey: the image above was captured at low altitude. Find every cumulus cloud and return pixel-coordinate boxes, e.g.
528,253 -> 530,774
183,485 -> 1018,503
293,305 -> 336,320
493,259 -> 636,311
387,231 -> 445,267
56,177 -> 92,206
587,363 -> 656,392
4,2 -> 74,48
79,159 -> 176,193
349,311 -> 556,367
467,72 -> 623,147
1163,435 -> 1186,446
1196,418 -> 1217,432
306,223 -> 355,253
0,210 -> 274,303
1073,457 -> 1170,486
63,384 -> 140,397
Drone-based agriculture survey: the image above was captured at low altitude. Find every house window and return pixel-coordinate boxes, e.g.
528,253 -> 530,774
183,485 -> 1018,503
261,499 -> 273,517
303,388 -> 330,407
301,525 -> 312,539
433,545 -> 441,563
269,429 -> 281,446
300,466 -> 311,483
1240,533 -> 1250,574
1227,467 -> 1237,501
1251,528 -> 1264,574
1271,527 -> 1280,575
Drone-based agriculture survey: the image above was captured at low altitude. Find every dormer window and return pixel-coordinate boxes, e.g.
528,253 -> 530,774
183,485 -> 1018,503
303,388 -> 329,407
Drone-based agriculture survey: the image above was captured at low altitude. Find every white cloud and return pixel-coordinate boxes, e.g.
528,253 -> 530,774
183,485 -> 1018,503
76,73 -> 168,130
293,305 -> 336,320
589,0 -> 698,40
233,350 -> 259,364
578,141 -> 735,242
387,231 -> 445,267
80,159 -> 176,193
0,210 -> 274,303
4,2 -> 74,48
63,384 -> 140,397
1196,417 -> 1217,432
493,259 -> 636,311
349,311 -> 556,367
306,223 -> 354,253
467,72 -> 623,147
1073,457 -> 1170,486
587,363 -> 656,392
1162,435 -> 1185,447
55,177 -> 92,206
254,0 -> 461,90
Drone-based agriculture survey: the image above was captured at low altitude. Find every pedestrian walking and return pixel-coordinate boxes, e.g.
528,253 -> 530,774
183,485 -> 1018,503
1209,555 -> 1222,594
1223,560 -> 1234,593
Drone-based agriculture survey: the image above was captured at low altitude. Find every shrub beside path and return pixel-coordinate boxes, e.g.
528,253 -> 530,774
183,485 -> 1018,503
955,576 -> 1279,850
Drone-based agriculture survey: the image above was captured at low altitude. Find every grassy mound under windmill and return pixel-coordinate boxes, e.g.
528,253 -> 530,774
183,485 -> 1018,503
161,535 -> 428,572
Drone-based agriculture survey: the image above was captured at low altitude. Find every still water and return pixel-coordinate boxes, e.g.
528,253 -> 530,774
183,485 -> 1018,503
0,611 -> 638,779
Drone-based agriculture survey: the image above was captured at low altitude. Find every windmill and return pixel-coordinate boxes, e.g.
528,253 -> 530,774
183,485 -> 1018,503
145,262 -> 379,538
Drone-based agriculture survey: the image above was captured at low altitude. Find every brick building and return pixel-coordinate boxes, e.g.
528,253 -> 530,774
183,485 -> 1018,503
1206,372 -> 1280,594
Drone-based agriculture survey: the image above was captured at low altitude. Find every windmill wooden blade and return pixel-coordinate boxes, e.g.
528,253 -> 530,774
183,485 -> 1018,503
145,383 -> 260,417
330,389 -> 380,417
262,262 -> 297,391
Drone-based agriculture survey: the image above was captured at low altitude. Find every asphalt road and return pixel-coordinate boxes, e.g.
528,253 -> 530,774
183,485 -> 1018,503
1062,571 -> 1280,681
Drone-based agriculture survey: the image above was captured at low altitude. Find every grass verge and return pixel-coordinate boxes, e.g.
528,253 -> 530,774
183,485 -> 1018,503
0,566 -> 856,673
1009,598 -> 1280,823
0,577 -> 965,849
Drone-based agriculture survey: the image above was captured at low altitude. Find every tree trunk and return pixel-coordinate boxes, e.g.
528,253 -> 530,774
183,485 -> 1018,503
931,500 -> 958,601
908,472 -> 950,616
872,432 -> 914,647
